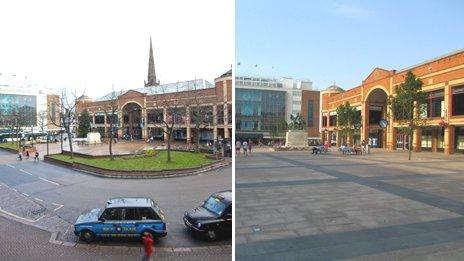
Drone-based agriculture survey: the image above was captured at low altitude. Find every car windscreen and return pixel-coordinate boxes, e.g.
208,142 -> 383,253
203,196 -> 227,215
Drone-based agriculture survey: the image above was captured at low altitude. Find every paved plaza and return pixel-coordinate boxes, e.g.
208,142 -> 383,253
236,149 -> 464,260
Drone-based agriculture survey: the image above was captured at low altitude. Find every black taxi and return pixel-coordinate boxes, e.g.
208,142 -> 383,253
183,190 -> 232,240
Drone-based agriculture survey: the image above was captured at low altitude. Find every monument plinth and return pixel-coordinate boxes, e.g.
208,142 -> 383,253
285,130 -> 308,148
87,132 -> 102,145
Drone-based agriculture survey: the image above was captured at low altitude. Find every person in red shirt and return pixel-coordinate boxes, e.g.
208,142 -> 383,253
248,139 -> 253,155
142,232 -> 154,261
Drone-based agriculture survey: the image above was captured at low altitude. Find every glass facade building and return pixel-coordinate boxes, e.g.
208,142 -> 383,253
236,88 -> 285,138
0,93 -> 37,126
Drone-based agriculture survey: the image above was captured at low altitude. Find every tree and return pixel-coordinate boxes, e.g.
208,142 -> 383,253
336,101 -> 361,145
77,109 -> 92,138
187,82 -> 221,152
37,111 -> 49,155
4,108 -> 27,151
270,118 -> 288,139
49,89 -> 80,159
288,113 -> 305,130
102,90 -> 123,161
387,71 -> 427,160
156,83 -> 187,162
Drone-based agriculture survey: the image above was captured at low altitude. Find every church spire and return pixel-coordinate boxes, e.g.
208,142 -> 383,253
145,36 -> 159,87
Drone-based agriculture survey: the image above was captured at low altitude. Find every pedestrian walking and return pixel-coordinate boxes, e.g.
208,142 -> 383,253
242,140 -> 248,156
323,141 -> 329,153
142,232 -> 154,261
26,150 -> 30,159
361,140 -> 366,154
248,139 -> 253,155
34,151 -> 39,161
18,152 -> 22,161
235,140 -> 242,157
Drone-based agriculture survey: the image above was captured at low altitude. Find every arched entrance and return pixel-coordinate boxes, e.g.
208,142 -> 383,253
365,88 -> 388,148
122,102 -> 143,140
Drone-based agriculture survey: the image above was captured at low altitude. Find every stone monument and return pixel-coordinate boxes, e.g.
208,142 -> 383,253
86,132 -> 102,145
284,113 -> 308,148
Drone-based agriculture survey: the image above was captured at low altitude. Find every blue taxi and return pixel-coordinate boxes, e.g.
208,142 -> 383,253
74,197 -> 167,243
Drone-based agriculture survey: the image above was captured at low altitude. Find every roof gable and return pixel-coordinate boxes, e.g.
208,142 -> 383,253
363,67 -> 392,84
119,89 -> 145,99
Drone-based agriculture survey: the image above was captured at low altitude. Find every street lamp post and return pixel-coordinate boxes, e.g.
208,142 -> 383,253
46,131 -> 49,156
31,125 -> 34,148
60,128 -> 63,153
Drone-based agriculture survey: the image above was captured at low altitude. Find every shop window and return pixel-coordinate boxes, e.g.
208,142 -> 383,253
437,128 -> 444,150
455,127 -> 464,151
421,129 -> 432,150
452,86 -> 464,116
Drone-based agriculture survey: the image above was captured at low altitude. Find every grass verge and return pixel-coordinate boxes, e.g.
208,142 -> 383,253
0,142 -> 19,151
50,150 -> 213,171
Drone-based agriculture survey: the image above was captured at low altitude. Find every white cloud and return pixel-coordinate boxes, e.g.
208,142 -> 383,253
332,3 -> 375,18
0,0 -> 233,98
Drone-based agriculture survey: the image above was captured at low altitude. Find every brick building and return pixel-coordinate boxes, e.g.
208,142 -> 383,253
300,90 -> 320,145
75,40 -> 232,142
321,49 -> 464,154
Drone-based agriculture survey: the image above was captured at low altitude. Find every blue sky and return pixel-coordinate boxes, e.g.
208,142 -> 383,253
236,0 -> 464,90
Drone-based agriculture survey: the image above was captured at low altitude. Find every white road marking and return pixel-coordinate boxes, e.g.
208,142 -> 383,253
34,198 -> 43,202
0,207 -> 39,223
21,192 -> 29,197
39,177 -> 60,186
19,169 -> 33,176
52,203 -> 64,211
6,164 -> 15,169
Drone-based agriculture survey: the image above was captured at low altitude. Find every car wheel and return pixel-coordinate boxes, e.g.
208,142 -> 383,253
79,230 -> 95,243
205,230 -> 217,241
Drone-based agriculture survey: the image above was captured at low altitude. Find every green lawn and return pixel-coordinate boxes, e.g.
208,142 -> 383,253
50,151 -> 213,171
0,142 -> 19,151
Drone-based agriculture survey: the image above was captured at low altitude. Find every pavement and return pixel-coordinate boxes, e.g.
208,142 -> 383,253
0,215 -> 231,261
0,147 -> 231,259
236,149 -> 464,260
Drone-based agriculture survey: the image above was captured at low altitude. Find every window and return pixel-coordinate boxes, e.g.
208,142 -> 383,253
421,129 -> 432,150
51,103 -> 56,122
452,86 -> 464,116
369,109 -> 382,124
227,104 -> 232,124
217,105 -> 224,124
329,115 -> 337,126
95,115 -> 105,124
456,127 -> 464,151
106,114 -> 118,124
101,208 -> 122,220
147,109 -> 163,124
425,90 -> 444,118
307,100 -> 313,127
203,196 -> 227,215
123,208 -> 141,221
139,208 -> 159,220
322,116 -> 327,127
